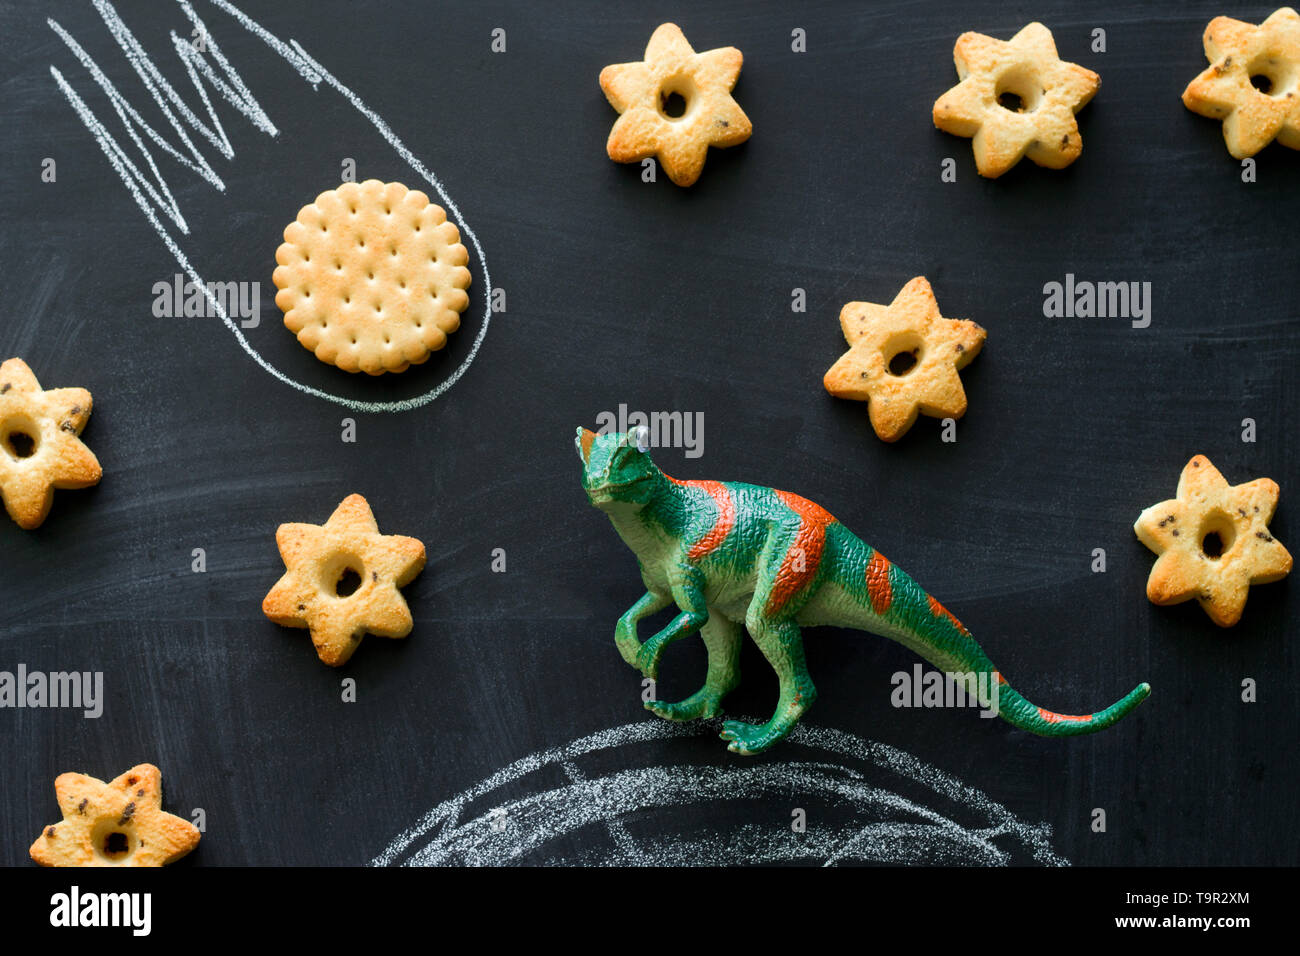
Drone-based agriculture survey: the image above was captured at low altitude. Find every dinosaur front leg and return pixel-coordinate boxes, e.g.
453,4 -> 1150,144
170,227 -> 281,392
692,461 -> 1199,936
634,578 -> 707,680
646,612 -> 741,722
721,612 -> 818,756
614,590 -> 672,668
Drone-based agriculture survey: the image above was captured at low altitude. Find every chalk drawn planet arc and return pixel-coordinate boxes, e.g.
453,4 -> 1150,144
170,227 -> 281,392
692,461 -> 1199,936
372,719 -> 1068,867
48,0 -> 491,414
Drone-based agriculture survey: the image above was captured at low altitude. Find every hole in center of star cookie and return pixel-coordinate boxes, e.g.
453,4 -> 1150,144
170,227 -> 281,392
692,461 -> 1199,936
2,416 -> 41,460
660,91 -> 688,118
888,350 -> 919,376
994,71 -> 1043,114
1201,532 -> 1225,558
1246,55 -> 1296,98
656,76 -> 698,121
4,429 -> 37,459
335,566 -> 363,597
103,831 -> 130,858
91,819 -> 137,862
997,91 -> 1025,112
1199,513 -> 1237,560
883,334 -> 925,377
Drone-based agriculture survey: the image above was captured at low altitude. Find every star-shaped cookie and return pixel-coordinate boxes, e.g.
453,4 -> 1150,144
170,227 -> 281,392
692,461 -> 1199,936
262,493 -> 426,665
30,764 -> 200,867
0,358 -> 101,529
1182,7 -> 1300,158
933,22 -> 1100,178
1135,455 -> 1292,627
823,277 -> 986,442
599,22 -> 752,186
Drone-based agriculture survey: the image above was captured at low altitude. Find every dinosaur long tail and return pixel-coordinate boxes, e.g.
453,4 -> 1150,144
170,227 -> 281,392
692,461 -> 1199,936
901,609 -> 1150,736
989,674 -> 1151,736
845,534 -> 1151,736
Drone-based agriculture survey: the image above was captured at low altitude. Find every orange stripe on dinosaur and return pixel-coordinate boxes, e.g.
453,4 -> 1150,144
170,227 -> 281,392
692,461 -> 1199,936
865,550 -> 893,615
773,489 -> 836,527
1037,708 -> 1094,724
670,478 -> 735,561
927,594 -> 971,636
765,490 -> 837,616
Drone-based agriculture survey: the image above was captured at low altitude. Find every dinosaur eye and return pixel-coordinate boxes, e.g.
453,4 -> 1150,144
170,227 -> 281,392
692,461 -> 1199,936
633,426 -> 649,453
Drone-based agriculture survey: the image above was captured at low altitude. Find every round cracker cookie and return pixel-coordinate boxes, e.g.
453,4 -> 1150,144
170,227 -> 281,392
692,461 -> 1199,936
273,180 -> 471,375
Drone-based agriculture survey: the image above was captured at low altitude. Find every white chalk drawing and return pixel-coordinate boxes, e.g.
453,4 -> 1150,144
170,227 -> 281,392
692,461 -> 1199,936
373,719 -> 1067,866
48,0 -> 492,413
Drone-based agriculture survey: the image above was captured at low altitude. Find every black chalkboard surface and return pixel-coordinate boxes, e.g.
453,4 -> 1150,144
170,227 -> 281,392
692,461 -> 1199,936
1,0 -> 1296,868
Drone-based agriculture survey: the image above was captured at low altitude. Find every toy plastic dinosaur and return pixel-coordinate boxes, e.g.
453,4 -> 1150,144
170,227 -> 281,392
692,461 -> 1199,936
577,426 -> 1151,754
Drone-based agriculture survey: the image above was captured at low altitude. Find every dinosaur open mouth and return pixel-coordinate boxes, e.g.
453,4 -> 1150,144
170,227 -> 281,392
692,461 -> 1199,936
586,481 -> 650,507
586,474 -> 650,498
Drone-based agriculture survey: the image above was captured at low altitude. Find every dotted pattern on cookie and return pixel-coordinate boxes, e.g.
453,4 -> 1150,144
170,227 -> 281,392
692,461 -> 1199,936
273,180 -> 471,375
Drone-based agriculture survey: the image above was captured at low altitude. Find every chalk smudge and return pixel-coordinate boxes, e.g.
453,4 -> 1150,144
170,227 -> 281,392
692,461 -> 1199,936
48,0 -> 492,413
373,719 -> 1066,867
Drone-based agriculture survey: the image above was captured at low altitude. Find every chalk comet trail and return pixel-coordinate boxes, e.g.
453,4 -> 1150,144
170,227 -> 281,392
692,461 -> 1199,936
48,0 -> 492,413
373,719 -> 1067,867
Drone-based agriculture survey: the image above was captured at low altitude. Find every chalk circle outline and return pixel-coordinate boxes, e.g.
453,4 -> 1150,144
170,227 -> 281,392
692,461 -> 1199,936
371,718 -> 1067,867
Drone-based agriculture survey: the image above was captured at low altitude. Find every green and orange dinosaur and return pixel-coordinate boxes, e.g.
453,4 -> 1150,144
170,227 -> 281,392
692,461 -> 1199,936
577,426 -> 1150,755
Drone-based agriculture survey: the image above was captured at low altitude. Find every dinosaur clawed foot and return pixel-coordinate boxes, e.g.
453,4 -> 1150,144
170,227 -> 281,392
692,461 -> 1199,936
645,692 -> 722,722
720,719 -> 784,756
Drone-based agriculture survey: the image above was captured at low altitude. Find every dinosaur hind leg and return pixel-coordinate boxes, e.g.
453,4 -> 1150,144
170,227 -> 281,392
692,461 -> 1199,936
645,611 -> 741,722
721,612 -> 817,755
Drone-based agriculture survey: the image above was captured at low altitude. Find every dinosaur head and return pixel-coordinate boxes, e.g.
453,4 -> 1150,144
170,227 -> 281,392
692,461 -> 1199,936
575,426 -> 661,508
